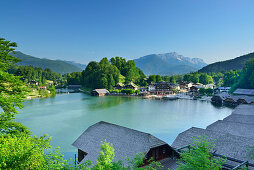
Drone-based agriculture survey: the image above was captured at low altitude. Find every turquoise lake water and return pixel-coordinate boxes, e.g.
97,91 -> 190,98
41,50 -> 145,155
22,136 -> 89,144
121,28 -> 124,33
16,93 -> 233,158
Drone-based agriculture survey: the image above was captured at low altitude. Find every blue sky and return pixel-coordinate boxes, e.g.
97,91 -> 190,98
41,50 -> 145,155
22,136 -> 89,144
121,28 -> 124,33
1,0 -> 254,64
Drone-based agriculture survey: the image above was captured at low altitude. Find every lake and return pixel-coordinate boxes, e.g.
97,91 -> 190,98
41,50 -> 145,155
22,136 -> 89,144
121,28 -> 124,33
16,93 -> 233,158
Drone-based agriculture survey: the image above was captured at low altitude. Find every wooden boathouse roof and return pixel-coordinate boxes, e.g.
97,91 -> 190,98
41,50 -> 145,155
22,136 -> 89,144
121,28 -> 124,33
234,88 -> 254,96
72,121 -> 169,164
172,104 -> 254,167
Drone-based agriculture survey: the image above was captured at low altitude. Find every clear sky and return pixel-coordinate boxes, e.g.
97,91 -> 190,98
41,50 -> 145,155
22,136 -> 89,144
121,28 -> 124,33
1,0 -> 254,64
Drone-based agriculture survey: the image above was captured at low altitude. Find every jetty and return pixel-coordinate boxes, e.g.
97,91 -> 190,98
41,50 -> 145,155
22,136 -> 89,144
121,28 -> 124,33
172,104 -> 254,169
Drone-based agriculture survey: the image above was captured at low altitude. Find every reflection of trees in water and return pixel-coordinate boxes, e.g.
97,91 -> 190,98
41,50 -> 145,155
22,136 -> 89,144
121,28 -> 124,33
88,96 -> 136,110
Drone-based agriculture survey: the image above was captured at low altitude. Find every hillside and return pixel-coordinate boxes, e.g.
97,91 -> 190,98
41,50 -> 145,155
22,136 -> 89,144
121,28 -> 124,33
12,51 -> 82,74
134,52 -> 207,75
199,52 -> 254,73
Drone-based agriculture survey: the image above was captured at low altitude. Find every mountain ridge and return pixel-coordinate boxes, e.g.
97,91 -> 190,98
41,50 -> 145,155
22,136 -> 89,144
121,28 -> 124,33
134,52 -> 207,75
12,51 -> 82,74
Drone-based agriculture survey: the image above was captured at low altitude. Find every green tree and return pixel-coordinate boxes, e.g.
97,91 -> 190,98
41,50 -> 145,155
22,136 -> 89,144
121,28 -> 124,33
147,75 -> 157,84
199,73 -> 213,85
233,59 -> 254,89
199,88 -> 206,96
183,74 -> 192,82
0,134 -> 51,169
93,141 -> 115,169
177,136 -> 226,170
191,73 -> 199,83
155,75 -> 162,83
170,76 -> 176,84
0,38 -> 29,135
223,70 -> 239,87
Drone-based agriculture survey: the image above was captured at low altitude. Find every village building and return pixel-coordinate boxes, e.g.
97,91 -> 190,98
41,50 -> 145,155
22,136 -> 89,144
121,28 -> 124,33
28,80 -> 38,86
72,121 -> 179,167
203,84 -> 215,89
124,82 -> 138,90
114,82 -> 124,90
189,86 -> 199,96
179,82 -> 192,91
148,83 -> 156,92
91,89 -> 110,96
214,87 -> 231,94
192,83 -> 205,89
233,88 -> 254,96
138,87 -> 147,92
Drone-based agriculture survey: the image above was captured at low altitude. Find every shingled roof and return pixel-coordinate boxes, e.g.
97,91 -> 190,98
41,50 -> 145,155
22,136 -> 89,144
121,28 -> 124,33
234,88 -> 254,96
72,121 -> 168,164
172,105 -> 254,167
92,89 -> 109,94
172,127 -> 254,167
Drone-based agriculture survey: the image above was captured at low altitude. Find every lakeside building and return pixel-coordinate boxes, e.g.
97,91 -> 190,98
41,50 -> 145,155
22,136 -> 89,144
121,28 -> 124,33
189,86 -> 199,96
28,80 -> 38,86
91,89 -> 110,96
214,87 -> 231,94
114,82 -> 124,90
148,83 -> 156,91
172,104 -> 254,168
72,121 -> 179,168
124,82 -> 139,90
179,82 -> 193,91
151,82 -> 179,95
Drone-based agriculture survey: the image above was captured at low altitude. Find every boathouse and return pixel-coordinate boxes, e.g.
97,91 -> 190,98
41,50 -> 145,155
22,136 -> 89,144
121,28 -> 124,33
233,88 -> 254,96
172,105 -> 254,168
72,121 -> 179,166
91,89 -> 109,96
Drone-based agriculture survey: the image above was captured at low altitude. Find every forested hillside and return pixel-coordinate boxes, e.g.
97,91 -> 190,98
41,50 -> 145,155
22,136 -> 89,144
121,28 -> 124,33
12,51 -> 82,74
199,52 -> 254,73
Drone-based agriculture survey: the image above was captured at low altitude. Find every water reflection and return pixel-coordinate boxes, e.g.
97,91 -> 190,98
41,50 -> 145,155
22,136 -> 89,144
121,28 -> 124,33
88,96 -> 137,110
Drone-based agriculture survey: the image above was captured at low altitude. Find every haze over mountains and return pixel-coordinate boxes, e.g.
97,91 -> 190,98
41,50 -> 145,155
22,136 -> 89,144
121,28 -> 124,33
134,52 -> 207,75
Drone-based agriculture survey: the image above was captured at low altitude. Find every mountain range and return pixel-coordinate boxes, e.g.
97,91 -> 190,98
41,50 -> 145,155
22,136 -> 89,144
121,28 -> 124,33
134,52 -> 207,75
198,52 -> 254,73
12,51 -> 83,74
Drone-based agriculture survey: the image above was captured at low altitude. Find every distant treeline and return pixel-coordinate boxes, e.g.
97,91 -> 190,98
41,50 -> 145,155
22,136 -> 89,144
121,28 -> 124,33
8,65 -> 63,86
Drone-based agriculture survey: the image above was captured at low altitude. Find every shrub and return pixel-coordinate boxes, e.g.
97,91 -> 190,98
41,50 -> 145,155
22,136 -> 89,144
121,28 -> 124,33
176,136 -> 226,170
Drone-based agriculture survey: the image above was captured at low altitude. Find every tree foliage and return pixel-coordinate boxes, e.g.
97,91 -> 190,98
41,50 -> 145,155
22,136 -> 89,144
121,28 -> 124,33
232,59 -> 254,90
0,38 -> 29,134
9,65 -> 62,85
82,57 -> 145,90
176,136 -> 226,170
